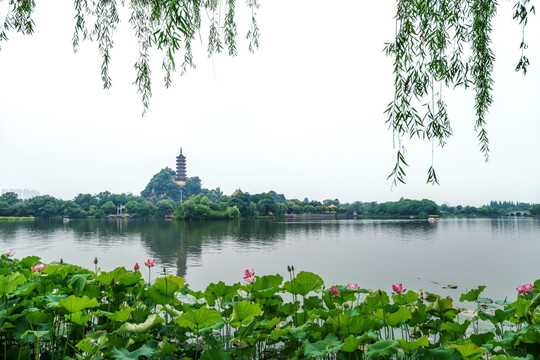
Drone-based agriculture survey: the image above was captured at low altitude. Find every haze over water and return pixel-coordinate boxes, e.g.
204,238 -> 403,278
0,217 -> 538,301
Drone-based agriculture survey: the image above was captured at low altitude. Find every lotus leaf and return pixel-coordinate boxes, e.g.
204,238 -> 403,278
154,275 -> 184,295
440,320 -> 471,334
71,311 -> 93,325
251,274 -> 283,298
107,307 -> 133,322
110,340 -> 158,360
230,301 -> 262,327
460,286 -> 486,302
157,337 -> 179,356
68,273 -> 91,292
399,336 -> 429,354
365,340 -> 399,358
119,314 -> 165,334
59,295 -> 98,313
20,256 -> 40,268
43,293 -> 68,308
384,307 -> 412,327
76,335 -> 108,356
0,272 -> 26,297
341,335 -> 362,352
177,306 -> 221,331
302,333 -> 343,358
283,271 -> 324,296
201,348 -> 234,360
451,342 -> 486,359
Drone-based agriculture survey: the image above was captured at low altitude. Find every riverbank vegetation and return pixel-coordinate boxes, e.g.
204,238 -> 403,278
1,169 -> 539,220
0,252 -> 539,359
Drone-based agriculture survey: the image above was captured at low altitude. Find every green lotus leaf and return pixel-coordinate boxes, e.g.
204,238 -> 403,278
145,286 -> 171,305
12,282 -> 35,297
431,296 -> 454,314
399,336 -> 429,354
20,256 -> 40,269
176,306 -> 221,331
251,274 -> 283,298
460,286 -> 486,302
110,340 -> 158,360
509,298 -> 531,318
392,290 -> 418,305
59,295 -> 98,313
76,335 -> 108,356
96,267 -> 141,286
366,290 -> 391,310
518,325 -> 540,343
490,330 -> 516,349
440,320 -> 470,335
107,307 -> 133,322
157,337 -> 179,356
201,348 -> 233,360
469,332 -> 496,347
118,314 -> 165,334
24,310 -> 53,325
0,272 -> 26,297
68,273 -> 91,292
154,275 -> 184,295
43,264 -> 68,279
365,339 -> 399,358
70,311 -> 93,325
450,342 -> 485,359
342,335 -> 362,352
418,348 -> 462,360
302,333 -> 343,358
283,271 -> 324,296
384,307 -> 412,327
230,301 -> 261,327
44,294 -> 68,308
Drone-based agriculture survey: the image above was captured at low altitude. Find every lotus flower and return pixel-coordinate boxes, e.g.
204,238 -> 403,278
330,286 -> 340,297
244,269 -> 255,278
31,264 -> 45,272
244,269 -> 256,284
145,259 -> 155,268
517,284 -> 533,294
392,283 -> 406,294
134,263 -> 140,271
4,250 -> 14,257
94,257 -> 98,265
347,283 -> 360,290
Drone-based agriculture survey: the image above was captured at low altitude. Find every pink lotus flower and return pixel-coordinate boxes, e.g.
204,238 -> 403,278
517,284 -> 533,294
244,269 -> 255,278
330,286 -> 340,297
134,263 -> 140,271
347,283 -> 360,290
4,250 -> 14,257
145,259 -> 155,267
31,264 -> 45,272
94,257 -> 98,265
392,284 -> 406,294
243,269 -> 256,284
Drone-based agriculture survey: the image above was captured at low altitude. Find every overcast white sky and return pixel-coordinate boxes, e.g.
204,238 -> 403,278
0,1 -> 539,207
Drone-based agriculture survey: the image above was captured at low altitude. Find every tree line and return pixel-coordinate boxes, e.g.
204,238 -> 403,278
1,168 -> 539,220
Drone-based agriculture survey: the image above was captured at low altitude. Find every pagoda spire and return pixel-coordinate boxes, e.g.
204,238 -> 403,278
173,147 -> 187,186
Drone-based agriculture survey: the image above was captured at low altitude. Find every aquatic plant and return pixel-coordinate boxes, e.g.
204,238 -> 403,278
0,254 -> 539,359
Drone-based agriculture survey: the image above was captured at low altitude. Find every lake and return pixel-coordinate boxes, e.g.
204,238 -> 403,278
0,217 -> 538,301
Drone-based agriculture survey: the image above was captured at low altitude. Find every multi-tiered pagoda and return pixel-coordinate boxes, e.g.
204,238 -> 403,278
173,148 -> 187,186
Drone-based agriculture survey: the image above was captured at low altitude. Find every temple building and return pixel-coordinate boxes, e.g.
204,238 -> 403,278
173,148 -> 187,186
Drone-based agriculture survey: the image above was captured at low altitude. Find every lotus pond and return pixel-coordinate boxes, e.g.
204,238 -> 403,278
0,252 -> 539,359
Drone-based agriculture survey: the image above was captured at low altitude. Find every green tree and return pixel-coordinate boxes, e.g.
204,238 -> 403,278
100,201 -> 116,215
125,200 -> 141,214
73,193 -> 98,211
62,201 -> 85,218
156,199 -> 175,216
141,168 -> 181,203
0,192 -> 21,205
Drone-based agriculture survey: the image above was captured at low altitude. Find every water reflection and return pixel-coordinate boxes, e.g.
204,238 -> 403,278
1,217 -> 539,300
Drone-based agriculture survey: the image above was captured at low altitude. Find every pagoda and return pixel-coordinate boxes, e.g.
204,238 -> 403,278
173,148 -> 187,186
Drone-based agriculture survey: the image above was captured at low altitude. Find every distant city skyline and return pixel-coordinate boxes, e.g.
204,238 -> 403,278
1,189 -> 40,200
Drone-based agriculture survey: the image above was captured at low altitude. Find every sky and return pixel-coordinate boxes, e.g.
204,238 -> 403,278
0,1 -> 539,207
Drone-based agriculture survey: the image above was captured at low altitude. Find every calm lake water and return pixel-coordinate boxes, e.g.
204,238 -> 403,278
0,217 -> 538,300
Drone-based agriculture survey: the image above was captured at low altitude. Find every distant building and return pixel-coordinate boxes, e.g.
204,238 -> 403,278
1,188 -> 40,200
231,188 -> 244,197
173,148 -> 187,186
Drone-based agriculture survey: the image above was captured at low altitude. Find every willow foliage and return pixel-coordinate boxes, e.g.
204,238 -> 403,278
0,0 -> 535,182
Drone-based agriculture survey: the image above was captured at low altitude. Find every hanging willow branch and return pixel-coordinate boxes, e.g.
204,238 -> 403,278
0,0 -> 259,115
384,0 -> 534,185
